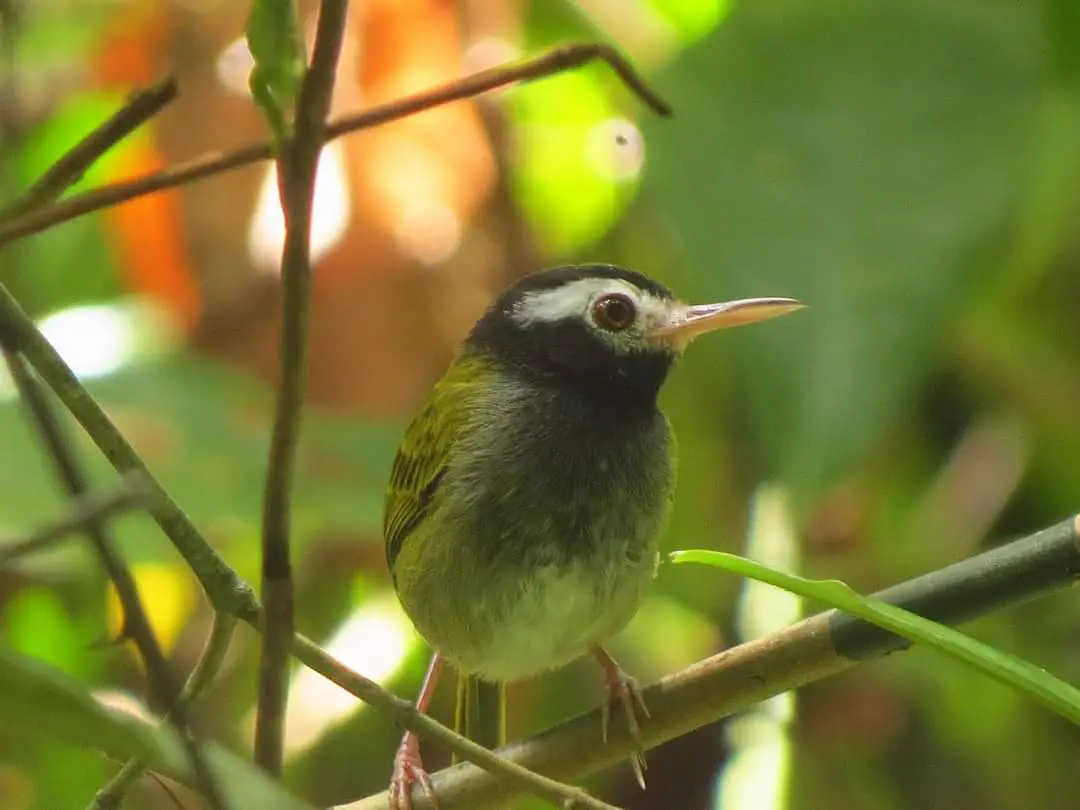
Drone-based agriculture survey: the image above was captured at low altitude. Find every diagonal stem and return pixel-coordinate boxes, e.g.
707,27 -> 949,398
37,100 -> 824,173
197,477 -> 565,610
0,285 -> 260,620
0,474 -> 150,564
335,515 -> 1080,810
3,77 -> 177,218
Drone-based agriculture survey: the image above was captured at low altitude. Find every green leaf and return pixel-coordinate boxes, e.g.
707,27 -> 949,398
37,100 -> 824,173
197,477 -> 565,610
644,0 -> 1041,504
0,646 -> 316,809
245,0 -> 306,143
669,549 -> 1080,726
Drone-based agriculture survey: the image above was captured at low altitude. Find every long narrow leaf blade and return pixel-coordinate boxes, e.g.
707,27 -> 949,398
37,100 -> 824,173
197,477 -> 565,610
670,549 -> 1080,725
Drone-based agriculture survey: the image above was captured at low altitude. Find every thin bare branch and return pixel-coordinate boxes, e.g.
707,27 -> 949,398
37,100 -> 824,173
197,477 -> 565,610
255,0 -> 350,776
3,77 -> 178,218
99,513 -> 1079,810
0,42 -> 671,248
0,474 -> 151,565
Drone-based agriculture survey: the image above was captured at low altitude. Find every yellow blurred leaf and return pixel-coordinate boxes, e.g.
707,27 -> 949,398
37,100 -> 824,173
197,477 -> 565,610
106,563 -> 196,657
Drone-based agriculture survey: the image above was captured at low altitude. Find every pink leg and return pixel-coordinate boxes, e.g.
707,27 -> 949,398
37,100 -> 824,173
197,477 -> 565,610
389,651 -> 445,810
591,644 -> 650,788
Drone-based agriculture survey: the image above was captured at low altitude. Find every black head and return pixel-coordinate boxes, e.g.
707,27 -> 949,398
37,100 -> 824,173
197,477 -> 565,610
466,265 -> 681,411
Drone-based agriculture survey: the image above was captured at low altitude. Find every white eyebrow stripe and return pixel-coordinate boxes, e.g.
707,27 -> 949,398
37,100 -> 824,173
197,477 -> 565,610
512,278 -> 643,325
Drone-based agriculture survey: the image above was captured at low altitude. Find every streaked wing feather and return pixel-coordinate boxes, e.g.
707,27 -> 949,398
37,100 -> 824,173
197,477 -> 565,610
384,356 -> 479,571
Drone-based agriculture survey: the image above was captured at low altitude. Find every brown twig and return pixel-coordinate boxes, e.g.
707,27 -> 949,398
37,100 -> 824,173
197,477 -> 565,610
2,77 -> 178,218
0,474 -> 151,565
254,0 -> 350,776
0,42 -> 671,249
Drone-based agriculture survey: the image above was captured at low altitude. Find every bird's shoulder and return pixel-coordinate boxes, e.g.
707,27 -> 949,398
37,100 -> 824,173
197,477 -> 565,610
383,352 -> 490,572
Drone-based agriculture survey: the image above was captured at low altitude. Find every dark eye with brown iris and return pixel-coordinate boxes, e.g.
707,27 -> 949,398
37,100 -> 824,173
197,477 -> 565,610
591,293 -> 637,332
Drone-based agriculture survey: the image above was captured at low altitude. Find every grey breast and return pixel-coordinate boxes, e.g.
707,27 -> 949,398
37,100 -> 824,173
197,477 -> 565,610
449,376 -> 674,574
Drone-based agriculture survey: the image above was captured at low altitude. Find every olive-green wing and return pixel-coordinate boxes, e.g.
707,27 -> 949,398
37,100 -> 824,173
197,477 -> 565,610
383,355 -> 481,572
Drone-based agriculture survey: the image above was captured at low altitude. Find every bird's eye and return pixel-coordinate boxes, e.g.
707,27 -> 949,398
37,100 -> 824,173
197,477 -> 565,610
591,293 -> 637,332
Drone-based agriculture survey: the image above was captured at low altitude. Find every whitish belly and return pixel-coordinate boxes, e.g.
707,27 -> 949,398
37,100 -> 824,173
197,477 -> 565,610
453,556 -> 657,683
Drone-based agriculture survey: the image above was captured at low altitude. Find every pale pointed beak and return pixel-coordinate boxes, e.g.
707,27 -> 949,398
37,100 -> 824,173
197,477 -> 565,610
651,297 -> 805,346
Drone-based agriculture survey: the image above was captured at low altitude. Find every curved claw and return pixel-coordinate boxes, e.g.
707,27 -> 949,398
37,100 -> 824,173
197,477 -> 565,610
591,645 -> 650,789
389,733 -> 438,810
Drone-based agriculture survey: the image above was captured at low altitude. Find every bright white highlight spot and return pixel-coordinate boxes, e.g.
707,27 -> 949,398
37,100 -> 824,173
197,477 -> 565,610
587,118 -> 645,180
739,486 -> 803,639
248,140 -> 351,273
279,594 -> 418,758
94,690 -> 154,724
39,304 -> 136,379
216,36 -> 255,97
0,299 -> 178,401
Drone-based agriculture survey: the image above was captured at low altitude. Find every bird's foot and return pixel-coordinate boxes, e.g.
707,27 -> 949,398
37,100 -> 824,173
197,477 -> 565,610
591,645 -> 650,789
389,732 -> 436,810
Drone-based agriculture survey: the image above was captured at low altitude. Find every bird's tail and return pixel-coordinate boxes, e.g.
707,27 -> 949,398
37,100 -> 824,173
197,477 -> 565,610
453,674 -> 505,758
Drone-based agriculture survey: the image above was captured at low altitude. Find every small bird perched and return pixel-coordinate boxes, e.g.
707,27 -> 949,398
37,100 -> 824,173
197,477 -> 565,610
384,264 -> 802,808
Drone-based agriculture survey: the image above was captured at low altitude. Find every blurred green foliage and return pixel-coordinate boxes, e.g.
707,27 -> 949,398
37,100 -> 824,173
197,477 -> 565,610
1,1 -> 1080,810
647,0 -> 1039,506
0,356 -> 397,570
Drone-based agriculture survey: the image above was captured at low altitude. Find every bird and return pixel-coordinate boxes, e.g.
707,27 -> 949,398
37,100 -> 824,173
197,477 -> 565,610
383,264 -> 802,809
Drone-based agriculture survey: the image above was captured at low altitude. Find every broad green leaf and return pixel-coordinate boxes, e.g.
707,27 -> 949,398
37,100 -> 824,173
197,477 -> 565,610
0,646 -> 315,809
669,549 -> 1080,726
644,0 -> 1041,505
245,0 -> 306,143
